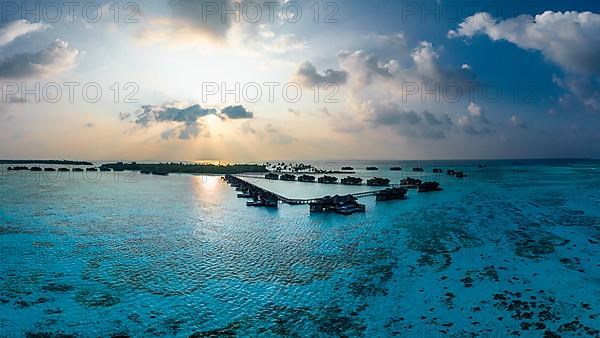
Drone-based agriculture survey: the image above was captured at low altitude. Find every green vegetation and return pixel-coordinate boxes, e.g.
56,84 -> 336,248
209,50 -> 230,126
99,162 -> 268,174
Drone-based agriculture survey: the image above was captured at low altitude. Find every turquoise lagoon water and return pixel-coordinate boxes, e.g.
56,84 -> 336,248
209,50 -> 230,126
0,160 -> 599,337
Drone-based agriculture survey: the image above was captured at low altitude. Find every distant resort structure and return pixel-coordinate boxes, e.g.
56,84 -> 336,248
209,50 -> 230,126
2,160 -> 480,216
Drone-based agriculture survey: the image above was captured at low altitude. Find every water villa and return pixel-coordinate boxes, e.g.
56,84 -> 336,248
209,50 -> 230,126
30,167 -> 43,172
318,176 -> 338,184
376,187 -> 408,201
224,175 -> 279,208
341,176 -> 363,185
418,181 -> 442,192
366,167 -> 378,171
390,167 -> 402,171
309,195 -> 366,215
265,173 -> 279,180
412,167 -> 424,172
58,168 -> 70,172
44,168 -> 56,172
72,168 -> 84,172
366,177 -> 390,186
401,177 -> 422,188
87,168 -> 98,172
433,168 -> 443,173
298,175 -> 316,183
341,166 -> 354,170
280,174 -> 297,181
455,171 -> 466,178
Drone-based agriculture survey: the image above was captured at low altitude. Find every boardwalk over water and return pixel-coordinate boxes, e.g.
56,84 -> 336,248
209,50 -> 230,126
234,175 -> 402,205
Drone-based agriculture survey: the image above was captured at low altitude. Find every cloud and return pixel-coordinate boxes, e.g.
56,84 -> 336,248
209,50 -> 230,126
0,20 -> 50,47
168,0 -> 231,39
449,11 -> 600,75
365,101 -> 454,139
128,102 -> 254,139
458,102 -> 494,135
220,105 -> 253,119
0,39 -> 79,79
511,115 -> 527,129
296,61 -> 348,86
411,41 -> 474,83
337,50 -> 398,87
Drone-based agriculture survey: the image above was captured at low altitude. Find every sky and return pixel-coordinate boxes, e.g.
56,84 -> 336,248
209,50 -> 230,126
0,0 -> 599,161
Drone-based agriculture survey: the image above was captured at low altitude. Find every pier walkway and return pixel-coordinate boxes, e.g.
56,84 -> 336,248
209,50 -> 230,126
233,175 -> 400,205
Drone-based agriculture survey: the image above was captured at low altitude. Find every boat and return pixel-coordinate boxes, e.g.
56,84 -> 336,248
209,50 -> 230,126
151,170 -> 169,176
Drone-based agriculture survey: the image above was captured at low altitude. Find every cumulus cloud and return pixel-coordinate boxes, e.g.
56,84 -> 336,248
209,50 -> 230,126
128,102 -> 254,139
449,11 -> 600,75
337,50 -> 398,87
0,39 -> 79,79
220,105 -> 253,119
0,20 -> 50,47
458,102 -> 493,135
296,61 -> 348,86
411,41 -> 474,83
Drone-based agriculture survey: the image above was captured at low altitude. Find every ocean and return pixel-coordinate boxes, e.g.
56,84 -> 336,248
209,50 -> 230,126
0,159 -> 599,337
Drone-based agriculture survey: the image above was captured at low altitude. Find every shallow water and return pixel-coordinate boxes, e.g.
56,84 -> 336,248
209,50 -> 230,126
0,160 -> 599,337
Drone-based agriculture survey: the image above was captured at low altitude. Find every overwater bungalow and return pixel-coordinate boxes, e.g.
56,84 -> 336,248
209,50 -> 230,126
58,168 -> 70,172
366,177 -> 390,186
72,168 -> 84,172
309,195 -> 365,215
30,167 -> 43,172
418,181 -> 442,192
412,167 -> 424,172
341,166 -> 354,170
390,167 -> 402,171
401,177 -> 422,188
12,166 -> 29,171
366,167 -> 378,171
265,173 -> 279,180
318,175 -> 338,184
341,176 -> 363,185
237,191 -> 253,198
433,168 -> 443,173
447,169 -> 456,175
455,171 -> 466,178
247,194 -> 278,208
140,170 -> 151,175
298,175 -> 316,182
99,167 -> 111,172
44,168 -> 56,172
86,168 -> 98,172
280,174 -> 296,181
376,187 -> 408,201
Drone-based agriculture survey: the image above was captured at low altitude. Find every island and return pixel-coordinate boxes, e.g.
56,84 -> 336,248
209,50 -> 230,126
99,162 -> 268,175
